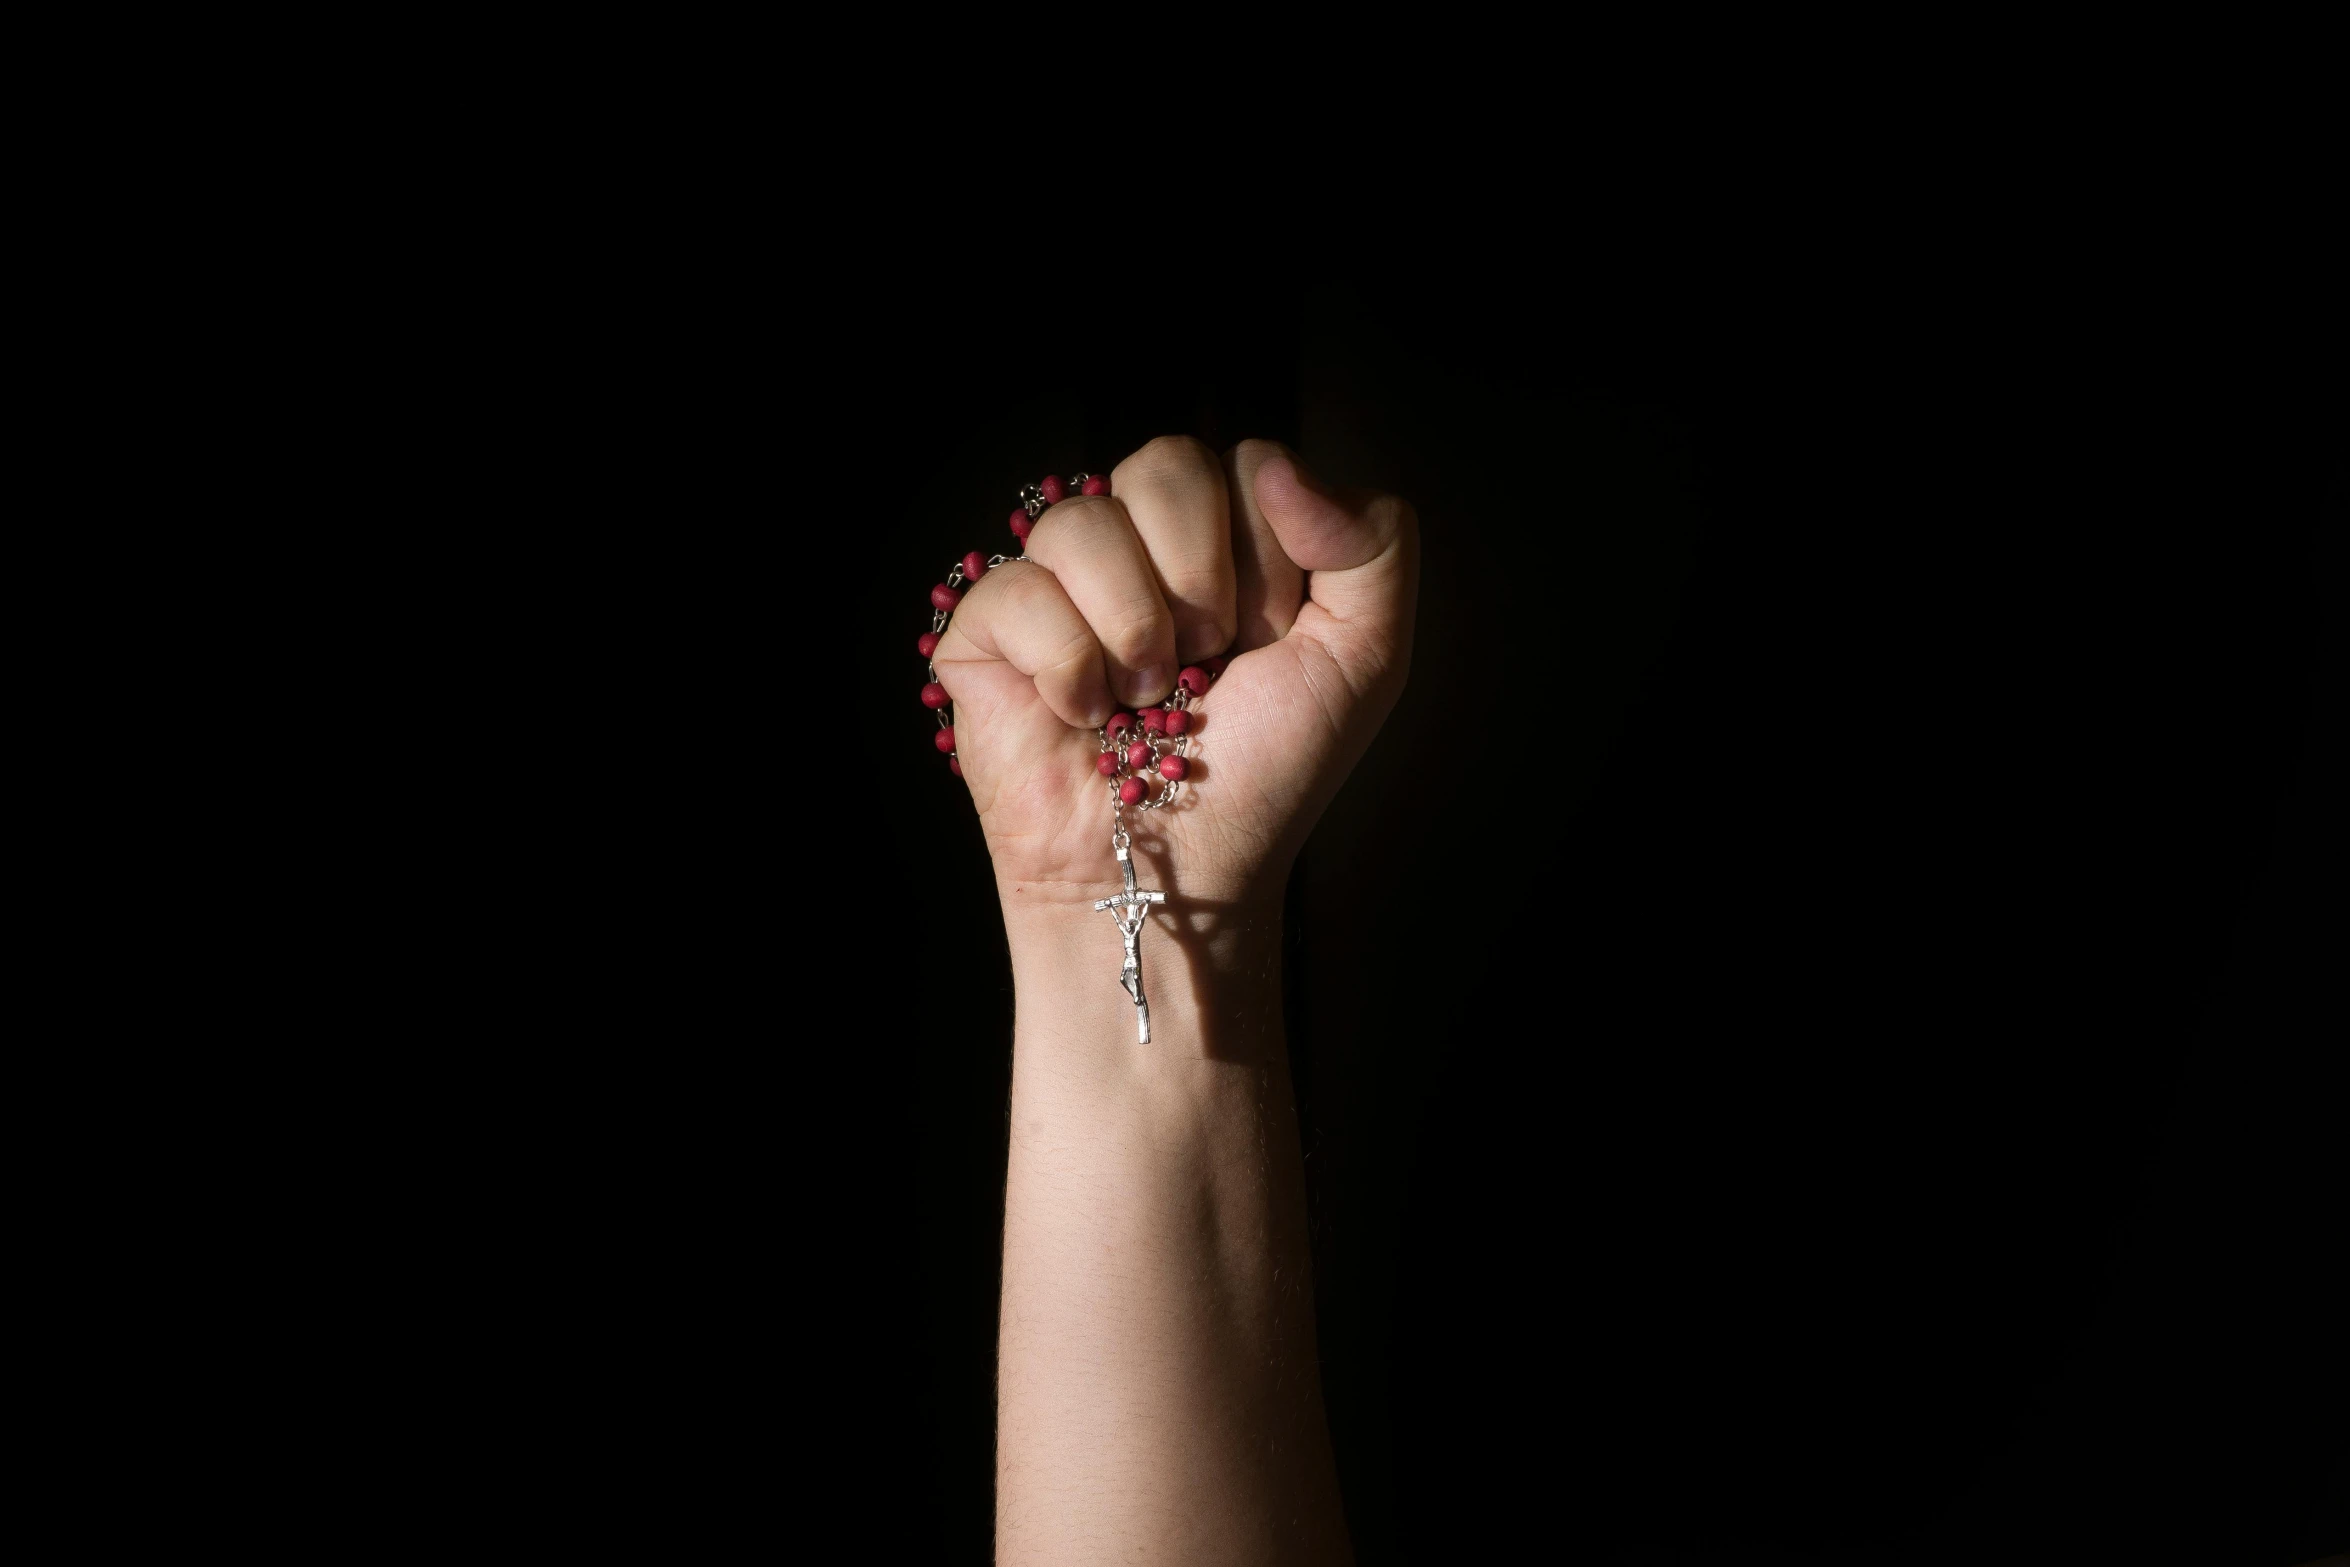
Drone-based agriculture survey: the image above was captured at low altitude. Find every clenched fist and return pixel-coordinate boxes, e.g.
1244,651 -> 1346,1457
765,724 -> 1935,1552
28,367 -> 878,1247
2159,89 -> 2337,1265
933,435 -> 1418,912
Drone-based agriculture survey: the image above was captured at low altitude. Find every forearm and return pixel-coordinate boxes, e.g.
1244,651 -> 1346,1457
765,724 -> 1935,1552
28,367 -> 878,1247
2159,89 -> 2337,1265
994,882 -> 1351,1566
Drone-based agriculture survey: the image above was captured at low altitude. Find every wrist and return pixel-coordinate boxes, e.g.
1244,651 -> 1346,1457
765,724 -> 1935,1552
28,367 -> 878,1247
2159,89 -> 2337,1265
994,847 -> 1286,955
999,871 -> 1286,1067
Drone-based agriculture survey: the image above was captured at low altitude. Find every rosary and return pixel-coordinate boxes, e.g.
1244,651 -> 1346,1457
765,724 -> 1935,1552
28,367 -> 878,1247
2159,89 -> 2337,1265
916,472 -> 1225,1044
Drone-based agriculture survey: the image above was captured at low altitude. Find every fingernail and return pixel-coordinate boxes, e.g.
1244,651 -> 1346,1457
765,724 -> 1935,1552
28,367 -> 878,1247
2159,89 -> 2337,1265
1127,666 -> 1166,705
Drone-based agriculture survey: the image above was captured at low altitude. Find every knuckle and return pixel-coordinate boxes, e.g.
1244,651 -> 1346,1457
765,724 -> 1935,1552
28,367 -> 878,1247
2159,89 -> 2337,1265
969,561 -> 1052,629
1116,433 -> 1219,490
958,560 -> 1023,618
1025,494 -> 1122,548
1227,437 -> 1286,471
993,558 -> 1044,596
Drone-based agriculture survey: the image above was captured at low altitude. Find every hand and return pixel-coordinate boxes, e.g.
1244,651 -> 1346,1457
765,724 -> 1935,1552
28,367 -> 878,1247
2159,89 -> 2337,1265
934,435 -> 1418,916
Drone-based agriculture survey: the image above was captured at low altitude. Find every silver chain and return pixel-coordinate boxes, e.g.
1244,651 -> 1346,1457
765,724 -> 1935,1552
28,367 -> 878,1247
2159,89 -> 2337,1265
1017,472 -> 1093,520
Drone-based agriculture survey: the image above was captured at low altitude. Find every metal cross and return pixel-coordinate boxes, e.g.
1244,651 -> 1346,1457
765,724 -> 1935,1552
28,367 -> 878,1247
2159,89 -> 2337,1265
1093,843 -> 1166,1043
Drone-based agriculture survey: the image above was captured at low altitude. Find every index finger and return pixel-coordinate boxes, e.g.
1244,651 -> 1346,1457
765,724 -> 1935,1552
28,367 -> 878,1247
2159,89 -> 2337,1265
932,559 -> 1117,731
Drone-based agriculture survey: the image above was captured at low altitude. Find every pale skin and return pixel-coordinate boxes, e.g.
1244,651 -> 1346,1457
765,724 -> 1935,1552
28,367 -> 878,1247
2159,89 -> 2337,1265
934,435 -> 1418,1566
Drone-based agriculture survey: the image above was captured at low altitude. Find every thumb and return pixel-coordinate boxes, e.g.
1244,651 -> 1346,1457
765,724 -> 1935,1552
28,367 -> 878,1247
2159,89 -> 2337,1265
1249,445 -> 1418,687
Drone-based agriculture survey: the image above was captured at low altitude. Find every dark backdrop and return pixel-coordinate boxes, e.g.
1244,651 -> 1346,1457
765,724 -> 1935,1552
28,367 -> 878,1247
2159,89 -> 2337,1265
811,268 -> 2342,1563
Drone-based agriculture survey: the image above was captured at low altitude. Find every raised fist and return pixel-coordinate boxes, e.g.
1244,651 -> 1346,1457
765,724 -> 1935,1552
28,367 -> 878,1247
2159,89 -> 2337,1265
933,435 -> 1418,912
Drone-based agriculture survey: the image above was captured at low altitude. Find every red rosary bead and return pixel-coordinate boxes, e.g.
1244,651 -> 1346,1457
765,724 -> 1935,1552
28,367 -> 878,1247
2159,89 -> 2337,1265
1140,707 -> 1167,735
1204,654 -> 1229,678
920,682 -> 950,710
1163,708 -> 1192,735
918,631 -> 941,658
1158,755 -> 1188,781
930,583 -> 963,612
1105,711 -> 1134,735
948,756 -> 963,779
1118,777 -> 1146,805
1039,475 -> 1066,504
1008,508 -> 1033,541
961,551 -> 990,582
1177,666 -> 1210,697
1081,475 -> 1109,496
1096,751 -> 1119,777
934,726 -> 956,754
1126,741 -> 1152,770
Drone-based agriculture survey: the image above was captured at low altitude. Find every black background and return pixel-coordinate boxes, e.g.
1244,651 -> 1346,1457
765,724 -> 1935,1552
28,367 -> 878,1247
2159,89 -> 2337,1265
817,262 -> 2342,1563
395,253 -> 2338,1561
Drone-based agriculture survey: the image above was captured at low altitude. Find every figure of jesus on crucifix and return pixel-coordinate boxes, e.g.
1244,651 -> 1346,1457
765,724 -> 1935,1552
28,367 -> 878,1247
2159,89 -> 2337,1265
1094,841 -> 1165,1043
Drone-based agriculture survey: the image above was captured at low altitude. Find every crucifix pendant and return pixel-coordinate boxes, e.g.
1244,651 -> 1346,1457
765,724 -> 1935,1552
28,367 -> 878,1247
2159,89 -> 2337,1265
1092,842 -> 1166,1043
